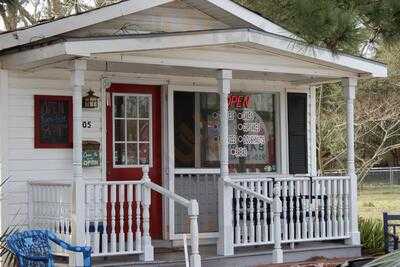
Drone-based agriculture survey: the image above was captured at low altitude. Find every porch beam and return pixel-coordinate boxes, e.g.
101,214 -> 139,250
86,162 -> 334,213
93,52 -> 356,78
343,77 -> 360,245
217,69 -> 234,256
70,59 -> 87,266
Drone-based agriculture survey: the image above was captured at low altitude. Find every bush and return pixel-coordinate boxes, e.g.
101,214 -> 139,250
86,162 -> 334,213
359,216 -> 385,255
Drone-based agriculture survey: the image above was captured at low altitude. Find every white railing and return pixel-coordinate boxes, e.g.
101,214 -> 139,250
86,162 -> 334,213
225,179 -> 283,263
28,181 -> 72,254
27,166 -> 201,267
229,175 -> 351,246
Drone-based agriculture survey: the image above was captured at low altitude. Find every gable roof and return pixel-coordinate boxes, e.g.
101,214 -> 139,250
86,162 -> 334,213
0,0 -> 296,51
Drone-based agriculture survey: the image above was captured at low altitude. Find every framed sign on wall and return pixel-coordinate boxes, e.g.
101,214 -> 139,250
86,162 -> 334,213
34,95 -> 73,148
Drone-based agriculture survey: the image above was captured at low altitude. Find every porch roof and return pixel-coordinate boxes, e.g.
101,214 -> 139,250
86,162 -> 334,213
0,28 -> 387,80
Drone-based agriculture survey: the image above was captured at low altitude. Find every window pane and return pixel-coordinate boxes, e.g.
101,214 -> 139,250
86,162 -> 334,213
174,92 -> 276,172
114,96 -> 125,118
127,120 -> 137,141
126,96 -> 137,118
114,119 -> 125,142
138,96 -> 150,118
139,120 -> 149,141
139,143 -> 150,164
127,143 -> 138,165
174,92 -> 195,167
114,143 -> 125,165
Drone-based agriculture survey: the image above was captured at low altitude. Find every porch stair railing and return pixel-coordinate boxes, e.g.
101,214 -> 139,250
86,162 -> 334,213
27,166 -> 201,267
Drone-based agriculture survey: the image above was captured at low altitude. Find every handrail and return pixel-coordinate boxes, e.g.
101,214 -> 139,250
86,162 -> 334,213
175,168 -> 220,175
28,180 -> 72,186
85,180 -> 144,185
143,180 -> 191,208
225,179 -> 273,203
140,166 -> 201,267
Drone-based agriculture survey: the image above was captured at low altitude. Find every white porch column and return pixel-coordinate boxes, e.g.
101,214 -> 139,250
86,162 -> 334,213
70,59 -> 87,266
217,69 -> 234,256
343,77 -> 360,245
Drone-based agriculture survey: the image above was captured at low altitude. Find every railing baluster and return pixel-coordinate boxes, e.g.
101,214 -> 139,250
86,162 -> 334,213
94,185 -> 100,254
314,179 -> 320,239
326,179 -> 332,238
332,179 -> 338,237
269,180 -> 274,242
127,184 -> 134,252
249,182 -> 255,243
242,182 -> 248,244
262,181 -> 268,242
320,180 -> 326,238
111,184 -> 117,253
289,180 -> 294,242
234,188 -> 241,245
135,184 -> 142,252
85,185 -> 91,247
102,184 -> 108,254
295,180 -> 301,240
338,179 -> 344,236
119,184 -> 126,252
282,180 -> 288,241
256,181 -> 262,243
344,178 -> 350,236
301,180 -> 308,239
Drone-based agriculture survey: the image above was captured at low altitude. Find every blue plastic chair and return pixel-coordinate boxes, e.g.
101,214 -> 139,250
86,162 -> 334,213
6,229 -> 92,267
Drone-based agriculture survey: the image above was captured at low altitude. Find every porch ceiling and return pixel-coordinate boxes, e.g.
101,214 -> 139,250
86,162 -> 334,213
0,28 -> 387,82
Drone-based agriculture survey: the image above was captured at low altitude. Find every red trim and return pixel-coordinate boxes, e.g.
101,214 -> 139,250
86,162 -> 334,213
34,95 -> 73,149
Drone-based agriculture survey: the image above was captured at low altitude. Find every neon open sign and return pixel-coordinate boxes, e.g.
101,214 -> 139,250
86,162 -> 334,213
228,95 -> 251,108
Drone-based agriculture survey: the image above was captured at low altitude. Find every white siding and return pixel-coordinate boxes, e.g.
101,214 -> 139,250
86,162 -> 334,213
4,71 -> 103,228
2,67 -> 312,232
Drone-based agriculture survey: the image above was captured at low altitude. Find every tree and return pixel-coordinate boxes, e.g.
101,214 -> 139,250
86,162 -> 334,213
235,0 -> 400,55
316,43 -> 400,182
0,0 -> 35,30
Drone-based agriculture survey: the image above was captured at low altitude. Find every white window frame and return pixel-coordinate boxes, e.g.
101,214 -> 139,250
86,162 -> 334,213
169,86 -> 283,240
112,92 -> 153,168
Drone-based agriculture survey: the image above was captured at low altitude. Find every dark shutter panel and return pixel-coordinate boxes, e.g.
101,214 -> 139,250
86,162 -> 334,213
288,93 -> 308,174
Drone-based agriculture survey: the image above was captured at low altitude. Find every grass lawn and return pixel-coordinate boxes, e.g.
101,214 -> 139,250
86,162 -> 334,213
358,184 -> 400,220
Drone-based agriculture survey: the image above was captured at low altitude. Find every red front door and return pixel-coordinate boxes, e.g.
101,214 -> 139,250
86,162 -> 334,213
106,83 -> 162,238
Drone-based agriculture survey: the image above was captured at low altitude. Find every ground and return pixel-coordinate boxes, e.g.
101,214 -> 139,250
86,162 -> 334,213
358,185 -> 400,219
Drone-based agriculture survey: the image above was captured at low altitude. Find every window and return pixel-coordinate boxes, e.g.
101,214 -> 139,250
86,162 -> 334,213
34,95 -> 73,149
113,94 -> 152,167
174,92 -> 277,173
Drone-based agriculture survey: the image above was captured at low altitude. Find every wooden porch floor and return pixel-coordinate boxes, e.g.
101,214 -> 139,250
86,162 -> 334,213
81,240 -> 360,267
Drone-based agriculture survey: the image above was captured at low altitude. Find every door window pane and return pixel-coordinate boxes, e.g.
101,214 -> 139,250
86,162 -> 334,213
139,96 -> 150,118
139,143 -> 150,164
126,96 -> 137,118
127,143 -> 138,165
114,120 -> 125,142
114,96 -> 125,118
114,143 -> 125,165
127,120 -> 137,141
139,120 -> 149,141
113,94 -> 152,167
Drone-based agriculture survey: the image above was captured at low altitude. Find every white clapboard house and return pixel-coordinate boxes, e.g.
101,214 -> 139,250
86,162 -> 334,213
0,0 -> 387,266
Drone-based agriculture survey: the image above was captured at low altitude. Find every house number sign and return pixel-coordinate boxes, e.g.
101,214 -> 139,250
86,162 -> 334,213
82,120 -> 93,128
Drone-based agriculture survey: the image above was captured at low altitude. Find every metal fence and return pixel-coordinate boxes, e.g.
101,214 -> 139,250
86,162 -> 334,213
324,167 -> 400,185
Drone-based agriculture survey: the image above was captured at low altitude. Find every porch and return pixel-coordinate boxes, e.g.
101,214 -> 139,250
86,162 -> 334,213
1,28 -> 386,266
29,168 -> 357,266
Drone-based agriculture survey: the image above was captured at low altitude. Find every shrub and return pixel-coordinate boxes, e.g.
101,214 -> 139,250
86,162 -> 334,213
359,216 -> 385,255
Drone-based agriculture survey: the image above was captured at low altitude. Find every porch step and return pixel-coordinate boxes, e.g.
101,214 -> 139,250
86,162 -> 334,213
91,241 -> 361,267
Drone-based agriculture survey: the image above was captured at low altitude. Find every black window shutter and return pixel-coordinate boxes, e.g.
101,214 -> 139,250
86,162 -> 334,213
287,93 -> 308,174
